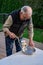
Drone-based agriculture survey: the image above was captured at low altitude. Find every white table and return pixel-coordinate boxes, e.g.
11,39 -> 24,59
0,48 -> 43,65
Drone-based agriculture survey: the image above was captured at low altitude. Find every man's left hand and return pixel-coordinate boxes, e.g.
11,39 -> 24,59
29,39 -> 34,47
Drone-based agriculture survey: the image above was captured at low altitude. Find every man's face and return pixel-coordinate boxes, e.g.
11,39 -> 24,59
20,12 -> 31,21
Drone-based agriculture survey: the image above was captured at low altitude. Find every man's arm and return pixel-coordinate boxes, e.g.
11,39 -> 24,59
3,15 -> 13,36
3,15 -> 18,39
27,17 -> 34,47
27,17 -> 34,39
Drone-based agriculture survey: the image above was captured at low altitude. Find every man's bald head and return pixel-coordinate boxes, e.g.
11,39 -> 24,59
20,6 -> 32,20
21,6 -> 32,19
21,6 -> 32,17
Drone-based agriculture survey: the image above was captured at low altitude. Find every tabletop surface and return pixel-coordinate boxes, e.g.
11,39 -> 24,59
0,48 -> 43,65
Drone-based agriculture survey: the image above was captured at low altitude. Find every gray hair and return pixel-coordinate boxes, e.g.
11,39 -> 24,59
21,6 -> 32,16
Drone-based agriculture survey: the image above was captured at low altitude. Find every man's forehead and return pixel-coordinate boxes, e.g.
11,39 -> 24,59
21,6 -> 32,15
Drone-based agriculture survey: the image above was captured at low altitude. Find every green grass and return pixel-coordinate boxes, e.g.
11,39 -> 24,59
33,28 -> 43,43
0,23 -> 43,43
23,28 -> 43,43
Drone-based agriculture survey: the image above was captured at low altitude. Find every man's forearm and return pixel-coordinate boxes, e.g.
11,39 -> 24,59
27,17 -> 34,40
3,27 -> 19,39
28,24 -> 34,40
28,26 -> 34,47
3,27 -> 11,36
28,30 -> 34,40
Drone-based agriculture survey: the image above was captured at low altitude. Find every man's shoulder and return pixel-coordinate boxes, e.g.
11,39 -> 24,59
10,9 -> 20,15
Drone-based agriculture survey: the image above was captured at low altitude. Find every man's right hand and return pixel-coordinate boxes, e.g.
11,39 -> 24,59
5,29 -> 19,39
9,32 -> 17,39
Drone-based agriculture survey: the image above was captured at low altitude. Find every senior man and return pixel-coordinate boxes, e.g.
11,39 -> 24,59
3,6 -> 34,56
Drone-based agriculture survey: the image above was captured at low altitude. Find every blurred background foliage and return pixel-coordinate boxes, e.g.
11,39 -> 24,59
0,0 -> 43,28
